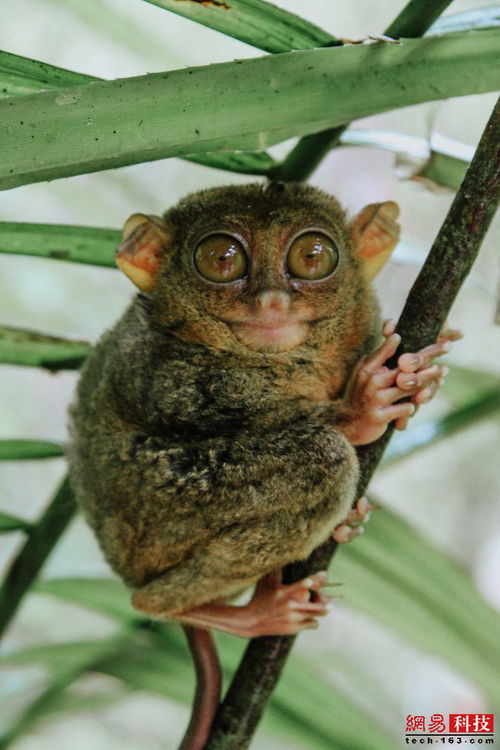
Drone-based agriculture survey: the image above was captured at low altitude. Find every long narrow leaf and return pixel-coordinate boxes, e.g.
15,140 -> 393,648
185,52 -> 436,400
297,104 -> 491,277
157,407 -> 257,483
336,509 -> 500,704
35,578 -> 137,623
0,51 -> 274,176
0,327 -> 90,370
0,513 -> 31,533
144,0 -> 337,53
0,50 -> 97,99
0,222 -> 119,267
0,440 -> 64,460
0,634 -> 131,749
184,150 -> 276,174
94,634 -> 400,750
385,388 -> 500,463
1,31 -> 498,190
0,476 -> 77,639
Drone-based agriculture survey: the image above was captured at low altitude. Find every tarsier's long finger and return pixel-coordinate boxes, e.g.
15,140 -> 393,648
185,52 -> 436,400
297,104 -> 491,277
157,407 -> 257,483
333,497 -> 378,543
277,571 -> 328,600
412,377 -> 444,405
365,332 -> 401,372
438,320 -> 463,342
382,319 -> 397,338
369,367 -> 400,389
288,599 -> 332,616
398,341 -> 451,373
396,364 -> 448,391
333,524 -> 364,543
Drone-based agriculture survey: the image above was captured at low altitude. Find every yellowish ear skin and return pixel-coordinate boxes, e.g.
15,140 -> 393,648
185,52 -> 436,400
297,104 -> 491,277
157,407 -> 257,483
349,201 -> 400,281
116,213 -> 170,292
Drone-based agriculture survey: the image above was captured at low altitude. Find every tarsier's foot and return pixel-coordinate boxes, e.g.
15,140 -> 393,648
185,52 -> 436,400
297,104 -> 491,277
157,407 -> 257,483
332,496 -> 378,543
339,319 -> 462,445
172,570 -> 336,638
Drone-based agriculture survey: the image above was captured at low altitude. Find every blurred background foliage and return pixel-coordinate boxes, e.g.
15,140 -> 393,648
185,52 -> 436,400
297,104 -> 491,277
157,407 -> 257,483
0,1 -> 499,749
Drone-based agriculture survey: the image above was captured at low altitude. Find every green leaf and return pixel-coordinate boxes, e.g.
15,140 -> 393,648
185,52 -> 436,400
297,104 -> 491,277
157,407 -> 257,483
385,387 -> 500,464
0,634 -> 131,749
385,0 -> 453,38
94,633 -> 400,750
336,508 -> 500,704
0,222 -> 119,267
416,148 -> 470,190
144,0 -> 337,53
0,440 -> 64,461
0,477 -> 77,639
185,150 -> 276,174
0,52 -> 276,177
340,129 -> 470,190
35,578 -> 137,623
1,31 -> 498,190
0,512 -> 31,533
0,50 -> 97,99
0,327 -> 90,370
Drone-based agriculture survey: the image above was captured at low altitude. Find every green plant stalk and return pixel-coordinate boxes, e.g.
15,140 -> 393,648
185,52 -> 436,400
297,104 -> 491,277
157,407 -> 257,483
144,0 -> 338,53
0,476 -> 77,639
0,326 -> 90,370
1,30 -> 497,190
205,97 -> 500,750
270,0 -> 454,182
386,0 -> 455,37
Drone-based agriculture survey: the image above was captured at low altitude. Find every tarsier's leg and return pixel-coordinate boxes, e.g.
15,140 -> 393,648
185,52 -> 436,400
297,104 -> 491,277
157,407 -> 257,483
133,566 -> 333,638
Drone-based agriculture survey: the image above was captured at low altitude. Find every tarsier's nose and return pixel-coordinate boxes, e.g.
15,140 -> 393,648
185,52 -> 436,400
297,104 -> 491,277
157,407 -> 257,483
255,290 -> 291,313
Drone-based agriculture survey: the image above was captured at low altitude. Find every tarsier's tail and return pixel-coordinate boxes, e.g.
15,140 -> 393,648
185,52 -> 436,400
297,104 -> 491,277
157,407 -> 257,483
178,626 -> 222,750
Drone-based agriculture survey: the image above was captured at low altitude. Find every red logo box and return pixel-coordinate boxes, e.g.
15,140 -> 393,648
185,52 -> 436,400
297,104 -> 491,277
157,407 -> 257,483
449,714 -> 494,733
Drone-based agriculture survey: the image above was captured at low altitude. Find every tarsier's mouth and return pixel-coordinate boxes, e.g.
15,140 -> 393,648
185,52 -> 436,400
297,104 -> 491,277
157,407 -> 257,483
231,319 -> 309,352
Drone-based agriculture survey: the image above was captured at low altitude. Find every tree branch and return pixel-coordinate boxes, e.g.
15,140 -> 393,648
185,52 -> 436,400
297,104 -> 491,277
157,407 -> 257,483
206,96 -> 500,750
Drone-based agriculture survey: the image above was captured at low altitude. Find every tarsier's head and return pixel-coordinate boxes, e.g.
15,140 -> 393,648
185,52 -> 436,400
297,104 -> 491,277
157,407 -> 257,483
116,182 -> 399,355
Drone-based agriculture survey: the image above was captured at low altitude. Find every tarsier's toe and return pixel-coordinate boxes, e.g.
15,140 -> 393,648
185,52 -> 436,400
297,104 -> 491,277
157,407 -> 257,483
332,496 -> 378,543
281,572 -> 338,632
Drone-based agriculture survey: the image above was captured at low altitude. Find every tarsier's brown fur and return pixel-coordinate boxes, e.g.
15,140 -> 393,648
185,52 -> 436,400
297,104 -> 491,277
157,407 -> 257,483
69,182 -> 384,618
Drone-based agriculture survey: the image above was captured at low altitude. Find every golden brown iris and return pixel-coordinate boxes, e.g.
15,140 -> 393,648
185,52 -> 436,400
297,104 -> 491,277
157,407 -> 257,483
194,234 -> 248,283
287,231 -> 339,280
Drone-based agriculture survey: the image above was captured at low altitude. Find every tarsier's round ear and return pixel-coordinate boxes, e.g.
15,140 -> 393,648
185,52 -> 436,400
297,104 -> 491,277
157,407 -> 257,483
116,213 -> 172,292
348,201 -> 400,281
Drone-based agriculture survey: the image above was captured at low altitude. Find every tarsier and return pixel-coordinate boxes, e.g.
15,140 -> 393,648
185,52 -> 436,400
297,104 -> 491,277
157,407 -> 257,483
69,182 -> 457,750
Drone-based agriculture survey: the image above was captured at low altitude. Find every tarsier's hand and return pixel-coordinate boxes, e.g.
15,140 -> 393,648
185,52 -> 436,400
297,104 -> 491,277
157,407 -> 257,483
339,320 -> 462,446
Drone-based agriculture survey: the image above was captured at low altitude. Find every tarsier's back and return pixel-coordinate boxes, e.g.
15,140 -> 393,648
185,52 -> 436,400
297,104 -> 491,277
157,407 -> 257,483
69,182 -> 397,618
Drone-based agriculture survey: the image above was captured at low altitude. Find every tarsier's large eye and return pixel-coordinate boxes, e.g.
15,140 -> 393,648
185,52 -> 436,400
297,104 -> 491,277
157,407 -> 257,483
194,234 -> 248,283
287,231 -> 339,280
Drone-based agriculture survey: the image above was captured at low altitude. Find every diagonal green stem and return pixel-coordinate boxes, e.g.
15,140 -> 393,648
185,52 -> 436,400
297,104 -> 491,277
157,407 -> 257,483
206,95 -> 500,750
385,0 -> 455,38
270,0 -> 454,182
0,476 -> 77,639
